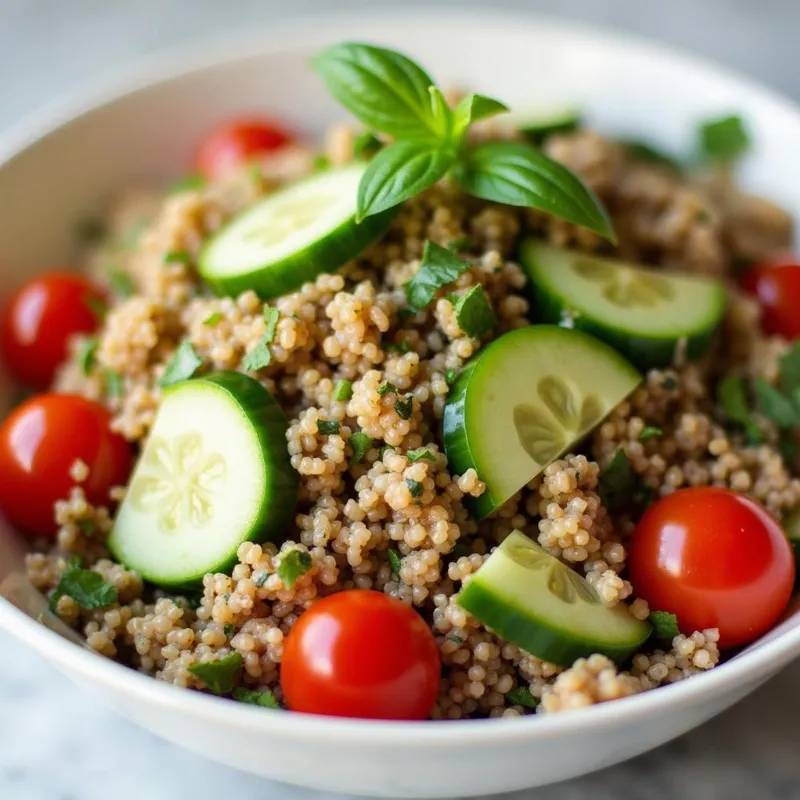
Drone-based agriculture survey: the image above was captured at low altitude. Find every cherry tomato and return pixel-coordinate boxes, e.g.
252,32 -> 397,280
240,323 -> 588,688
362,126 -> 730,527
740,256 -> 800,340
628,487 -> 794,648
281,590 -> 441,720
0,394 -> 132,537
195,118 -> 293,181
1,272 -> 105,389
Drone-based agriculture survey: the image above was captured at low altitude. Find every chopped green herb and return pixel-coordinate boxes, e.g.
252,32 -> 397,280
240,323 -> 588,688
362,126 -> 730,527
232,687 -> 281,708
254,572 -> 270,588
76,217 -> 106,244
446,632 -> 464,644
353,130 -> 383,159
85,294 -> 108,321
188,653 -> 244,695
158,339 -> 203,388
181,591 -> 203,610
242,307 -> 280,372
699,114 -> 751,163
397,307 -> 416,320
649,611 -> 680,641
203,312 -> 223,327
108,269 -> 134,297
168,174 -> 206,194
387,549 -> 402,574
76,519 -> 97,535
349,431 -> 372,464
50,558 -> 118,613
383,340 -> 412,354
779,344 -> 800,398
378,381 -> 398,396
447,236 -> 475,252
445,369 -> 457,384
103,369 -> 124,398
755,378 -> 799,429
506,686 -> 538,709
451,285 -> 496,338
263,306 -> 280,341
164,250 -> 191,264
405,240 -> 470,311
76,337 -> 98,376
405,478 -> 424,498
333,379 -> 353,402
223,623 -> 235,638
623,140 -> 682,172
599,449 -> 654,513
394,396 -> 413,420
312,155 -> 332,172
407,448 -> 436,463
661,376 -> 678,391
278,550 -> 312,588
317,420 -> 341,435
639,426 -> 663,442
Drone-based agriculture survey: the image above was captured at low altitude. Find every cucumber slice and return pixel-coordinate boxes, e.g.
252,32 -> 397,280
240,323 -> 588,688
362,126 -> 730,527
108,371 -> 297,586
784,507 -> 800,588
199,164 -> 395,299
510,107 -> 581,144
520,240 -> 726,369
443,326 -> 640,519
456,530 -> 651,666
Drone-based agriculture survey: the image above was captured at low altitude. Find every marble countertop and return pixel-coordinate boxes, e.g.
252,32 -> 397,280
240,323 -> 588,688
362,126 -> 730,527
3,1 -> 800,798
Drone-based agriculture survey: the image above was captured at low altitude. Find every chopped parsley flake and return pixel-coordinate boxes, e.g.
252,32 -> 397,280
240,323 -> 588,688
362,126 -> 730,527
451,285 -> 496,339
384,340 -> 412,354
387,549 -> 402,574
254,572 -> 270,588
108,269 -> 134,297
394,396 -> 413,420
405,478 -> 424,498
277,550 -> 312,588
76,519 -> 97,535
333,379 -> 353,402
639,425 -> 663,442
649,611 -> 681,641
405,240 -> 469,311
349,431 -> 372,464
407,448 -> 436,463
242,307 -> 280,372
158,339 -> 203,387
50,557 -> 118,613
188,653 -> 243,695
317,420 -> 341,436
164,250 -> 191,264
378,381 -> 398,397
223,623 -> 235,638
699,114 -> 751,163
232,687 -> 281,708
103,369 -> 124,398
203,312 -> 223,327
506,686 -> 538,709
599,449 -> 654,513
77,337 -> 98,376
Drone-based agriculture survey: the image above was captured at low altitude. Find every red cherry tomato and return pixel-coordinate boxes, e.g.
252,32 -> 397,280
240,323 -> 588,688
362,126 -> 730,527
195,118 -> 293,181
281,590 -> 441,720
0,394 -> 132,537
1,272 -> 105,389
629,487 -> 794,648
740,256 -> 800,341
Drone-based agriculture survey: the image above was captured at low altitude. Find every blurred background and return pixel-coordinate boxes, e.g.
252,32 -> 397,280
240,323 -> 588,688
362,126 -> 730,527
1,1 -> 799,799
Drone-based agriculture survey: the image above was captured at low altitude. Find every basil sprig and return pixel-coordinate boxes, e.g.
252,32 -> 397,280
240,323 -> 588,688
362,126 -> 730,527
314,43 -> 614,240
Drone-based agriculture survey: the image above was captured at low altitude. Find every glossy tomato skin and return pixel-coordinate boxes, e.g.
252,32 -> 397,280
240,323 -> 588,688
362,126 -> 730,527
1,272 -> 105,389
740,256 -> 800,341
195,118 -> 293,181
0,394 -> 132,537
281,590 -> 441,720
628,487 -> 794,648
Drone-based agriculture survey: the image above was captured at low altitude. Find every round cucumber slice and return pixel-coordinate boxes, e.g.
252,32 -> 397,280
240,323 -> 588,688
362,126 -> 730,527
443,326 -> 641,520
520,240 -> 726,369
456,530 -> 651,666
108,371 -> 298,586
199,164 -> 396,299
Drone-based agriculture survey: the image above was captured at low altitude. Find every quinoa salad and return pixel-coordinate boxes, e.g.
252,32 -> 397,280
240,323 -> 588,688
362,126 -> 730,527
2,42 -> 800,721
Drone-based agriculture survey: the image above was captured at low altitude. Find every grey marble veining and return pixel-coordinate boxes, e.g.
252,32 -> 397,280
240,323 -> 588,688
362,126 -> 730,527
2,1 -> 800,798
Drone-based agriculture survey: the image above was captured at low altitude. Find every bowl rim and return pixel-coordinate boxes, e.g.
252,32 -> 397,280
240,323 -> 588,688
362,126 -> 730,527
2,4 -> 800,745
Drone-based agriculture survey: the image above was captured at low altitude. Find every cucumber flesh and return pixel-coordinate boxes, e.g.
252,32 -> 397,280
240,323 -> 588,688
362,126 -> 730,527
520,240 -> 726,369
456,530 -> 651,666
108,372 -> 298,586
199,164 -> 395,299
443,326 -> 641,520
510,107 -> 581,144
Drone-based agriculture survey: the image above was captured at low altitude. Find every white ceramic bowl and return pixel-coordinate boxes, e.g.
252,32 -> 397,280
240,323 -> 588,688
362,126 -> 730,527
1,9 -> 800,798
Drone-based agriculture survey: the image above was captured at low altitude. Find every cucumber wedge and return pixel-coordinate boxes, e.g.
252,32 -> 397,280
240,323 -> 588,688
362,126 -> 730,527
510,107 -> 581,144
199,164 -> 395,299
456,530 -> 651,666
520,241 -> 726,369
108,371 -> 297,586
444,326 -> 641,519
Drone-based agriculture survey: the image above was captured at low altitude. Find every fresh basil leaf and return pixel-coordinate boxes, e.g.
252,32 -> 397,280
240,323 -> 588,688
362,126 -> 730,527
50,562 -> 118,612
755,378 -> 799,429
639,425 -> 663,442
313,43 -> 444,140
317,420 -> 340,435
277,550 -> 312,588
159,339 -> 203,387
77,337 -> 98,376
649,611 -> 680,641
506,686 -> 538,709
452,94 -> 509,139
394,396 -> 413,420
699,114 -> 751,163
108,269 -> 134,297
188,653 -> 243,695
232,687 -> 281,709
387,549 -> 402,574
357,139 -> 454,221
599,449 -> 654,512
349,431 -> 372,464
623,140 -> 682,172
333,379 -> 353,402
406,478 -> 424,498
352,131 -> 382,160
407,448 -> 436,463
405,240 -> 469,311
455,140 -> 615,242
451,285 -> 496,338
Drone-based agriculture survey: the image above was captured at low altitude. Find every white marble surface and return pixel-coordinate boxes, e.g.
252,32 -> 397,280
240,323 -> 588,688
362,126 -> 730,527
3,1 -> 800,798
